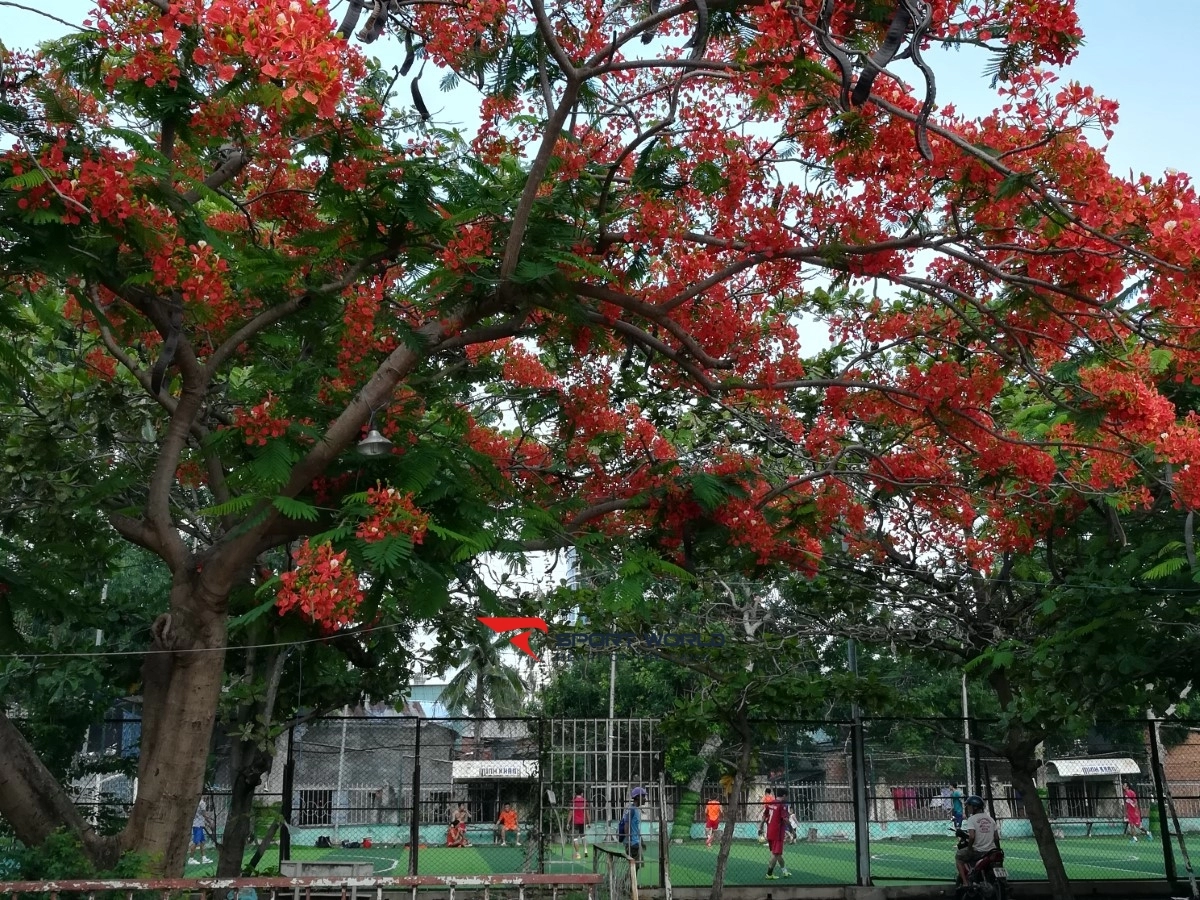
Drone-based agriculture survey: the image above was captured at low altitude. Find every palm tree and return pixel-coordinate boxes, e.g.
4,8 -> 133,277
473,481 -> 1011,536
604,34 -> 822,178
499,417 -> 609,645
438,627 -> 528,756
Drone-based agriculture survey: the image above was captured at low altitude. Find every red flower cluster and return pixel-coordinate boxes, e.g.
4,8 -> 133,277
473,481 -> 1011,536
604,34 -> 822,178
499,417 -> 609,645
417,0 -> 510,68
276,540 -> 364,628
193,0 -> 365,120
355,485 -> 430,544
233,392 -> 291,445
442,223 -> 493,274
176,459 -> 207,490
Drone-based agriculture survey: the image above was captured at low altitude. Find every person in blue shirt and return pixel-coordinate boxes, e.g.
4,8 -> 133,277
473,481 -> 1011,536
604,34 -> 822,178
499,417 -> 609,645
950,785 -> 965,830
622,787 -> 646,866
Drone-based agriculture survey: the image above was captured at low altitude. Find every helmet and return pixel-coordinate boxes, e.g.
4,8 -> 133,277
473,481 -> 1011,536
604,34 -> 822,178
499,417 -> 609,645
965,795 -> 985,810
630,786 -> 647,799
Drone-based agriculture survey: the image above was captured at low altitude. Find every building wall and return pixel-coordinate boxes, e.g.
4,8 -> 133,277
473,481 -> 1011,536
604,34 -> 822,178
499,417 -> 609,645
1163,730 -> 1200,819
273,718 -> 458,828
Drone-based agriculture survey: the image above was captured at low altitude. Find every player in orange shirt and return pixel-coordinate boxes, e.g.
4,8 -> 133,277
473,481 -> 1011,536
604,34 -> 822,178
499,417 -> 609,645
497,803 -> 520,847
704,798 -> 723,848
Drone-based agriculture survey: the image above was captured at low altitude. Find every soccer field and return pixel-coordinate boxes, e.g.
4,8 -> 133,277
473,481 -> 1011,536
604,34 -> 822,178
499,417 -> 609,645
184,835 -> 1167,886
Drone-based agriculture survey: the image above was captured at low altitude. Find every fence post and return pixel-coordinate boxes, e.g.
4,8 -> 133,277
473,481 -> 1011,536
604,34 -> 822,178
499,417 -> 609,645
280,724 -> 295,862
409,718 -> 421,876
1148,718 -> 1178,888
658,768 -> 671,899
847,641 -> 871,887
537,717 -> 546,875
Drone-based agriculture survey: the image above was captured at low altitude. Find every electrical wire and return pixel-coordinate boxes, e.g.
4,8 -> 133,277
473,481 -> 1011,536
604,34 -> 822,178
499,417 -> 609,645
3,549 -> 1196,662
0,619 -> 422,662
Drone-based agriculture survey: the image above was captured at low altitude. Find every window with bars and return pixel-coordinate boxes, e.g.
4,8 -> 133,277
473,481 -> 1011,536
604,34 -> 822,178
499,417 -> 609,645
297,788 -> 333,826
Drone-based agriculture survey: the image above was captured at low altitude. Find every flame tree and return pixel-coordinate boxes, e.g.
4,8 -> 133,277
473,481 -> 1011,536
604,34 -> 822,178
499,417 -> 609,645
2,0 -> 1200,876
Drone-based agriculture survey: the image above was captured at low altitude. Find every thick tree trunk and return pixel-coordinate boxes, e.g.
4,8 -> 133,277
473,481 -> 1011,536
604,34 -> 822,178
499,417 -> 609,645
671,734 -> 722,840
0,711 -> 117,867
987,669 -> 1071,900
1010,750 -> 1072,900
710,726 -> 752,900
217,741 -> 273,877
119,578 -> 229,876
688,734 -> 722,794
0,577 -> 228,877
217,647 -> 288,877
218,648 -> 288,873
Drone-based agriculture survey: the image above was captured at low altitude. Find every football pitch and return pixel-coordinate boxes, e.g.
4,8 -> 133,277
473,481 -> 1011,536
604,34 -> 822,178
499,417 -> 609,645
184,835 -> 1167,886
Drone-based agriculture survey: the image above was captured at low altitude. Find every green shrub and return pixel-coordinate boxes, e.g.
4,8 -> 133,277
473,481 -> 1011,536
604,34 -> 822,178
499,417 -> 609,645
12,829 -> 150,881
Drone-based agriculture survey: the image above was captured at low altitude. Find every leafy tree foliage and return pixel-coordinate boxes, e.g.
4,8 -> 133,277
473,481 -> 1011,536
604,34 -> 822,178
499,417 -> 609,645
2,0 -> 1200,885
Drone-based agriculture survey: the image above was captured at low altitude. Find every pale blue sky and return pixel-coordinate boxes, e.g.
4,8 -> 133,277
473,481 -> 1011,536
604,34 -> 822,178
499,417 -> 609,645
923,3 -> 1200,178
2,1 -> 1197,180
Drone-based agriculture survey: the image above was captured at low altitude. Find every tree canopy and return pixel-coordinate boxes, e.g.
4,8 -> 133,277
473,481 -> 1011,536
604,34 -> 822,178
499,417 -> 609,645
2,0 -> 1200,883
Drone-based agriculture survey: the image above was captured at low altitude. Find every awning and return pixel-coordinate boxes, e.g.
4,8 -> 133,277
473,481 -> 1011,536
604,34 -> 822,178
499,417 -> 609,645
451,759 -> 538,781
1045,758 -> 1140,778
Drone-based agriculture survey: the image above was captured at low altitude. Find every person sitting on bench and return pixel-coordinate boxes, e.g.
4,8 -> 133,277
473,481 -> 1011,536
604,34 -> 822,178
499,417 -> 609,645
497,803 -> 520,847
447,817 -> 468,848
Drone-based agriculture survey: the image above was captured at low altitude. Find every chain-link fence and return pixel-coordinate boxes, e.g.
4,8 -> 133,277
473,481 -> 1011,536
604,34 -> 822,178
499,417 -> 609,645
9,713 -> 1200,891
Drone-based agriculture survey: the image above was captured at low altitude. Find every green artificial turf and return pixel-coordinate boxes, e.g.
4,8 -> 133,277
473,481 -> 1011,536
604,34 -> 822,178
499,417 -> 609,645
184,834 -> 1167,886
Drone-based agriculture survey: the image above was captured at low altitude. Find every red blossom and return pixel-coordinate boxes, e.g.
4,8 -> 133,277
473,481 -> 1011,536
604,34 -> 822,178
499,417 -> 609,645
276,540 -> 364,627
355,485 -> 430,544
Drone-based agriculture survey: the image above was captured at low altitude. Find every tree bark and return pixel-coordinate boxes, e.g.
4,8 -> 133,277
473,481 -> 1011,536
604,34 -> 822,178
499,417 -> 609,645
0,573 -> 228,876
671,734 -> 722,840
710,722 -> 752,900
217,741 -> 273,876
688,734 -> 722,794
988,669 -> 1072,900
0,711 -> 117,868
217,648 -> 288,877
1010,747 -> 1072,900
119,577 -> 229,876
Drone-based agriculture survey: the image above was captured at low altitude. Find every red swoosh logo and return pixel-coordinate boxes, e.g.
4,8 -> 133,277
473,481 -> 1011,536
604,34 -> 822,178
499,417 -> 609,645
477,616 -> 549,661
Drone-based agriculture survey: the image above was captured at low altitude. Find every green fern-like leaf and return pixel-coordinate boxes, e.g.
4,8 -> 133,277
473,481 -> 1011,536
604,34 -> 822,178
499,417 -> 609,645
449,530 -> 497,563
307,525 -> 355,545
229,593 -> 280,631
393,449 -> 442,493
689,473 -> 729,511
362,535 -> 414,572
1,169 -> 48,190
272,495 -> 320,522
1143,557 -> 1186,580
198,494 -> 258,517
21,209 -> 62,225
248,440 -> 297,488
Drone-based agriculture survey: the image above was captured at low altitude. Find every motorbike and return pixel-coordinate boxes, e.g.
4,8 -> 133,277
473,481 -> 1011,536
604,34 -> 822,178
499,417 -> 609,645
955,836 -> 1010,900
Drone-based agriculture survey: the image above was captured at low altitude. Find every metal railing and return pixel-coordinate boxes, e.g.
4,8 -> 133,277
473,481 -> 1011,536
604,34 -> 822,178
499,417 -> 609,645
0,874 -> 601,900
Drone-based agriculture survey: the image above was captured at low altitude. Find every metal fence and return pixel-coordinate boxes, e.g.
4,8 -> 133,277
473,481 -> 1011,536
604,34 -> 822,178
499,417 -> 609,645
6,714 -> 1200,891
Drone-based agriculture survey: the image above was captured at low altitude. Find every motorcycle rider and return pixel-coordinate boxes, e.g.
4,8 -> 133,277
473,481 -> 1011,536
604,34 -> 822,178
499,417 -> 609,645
955,795 -> 999,884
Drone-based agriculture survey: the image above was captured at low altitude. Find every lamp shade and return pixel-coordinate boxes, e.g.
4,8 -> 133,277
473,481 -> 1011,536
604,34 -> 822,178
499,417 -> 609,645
356,428 -> 393,457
